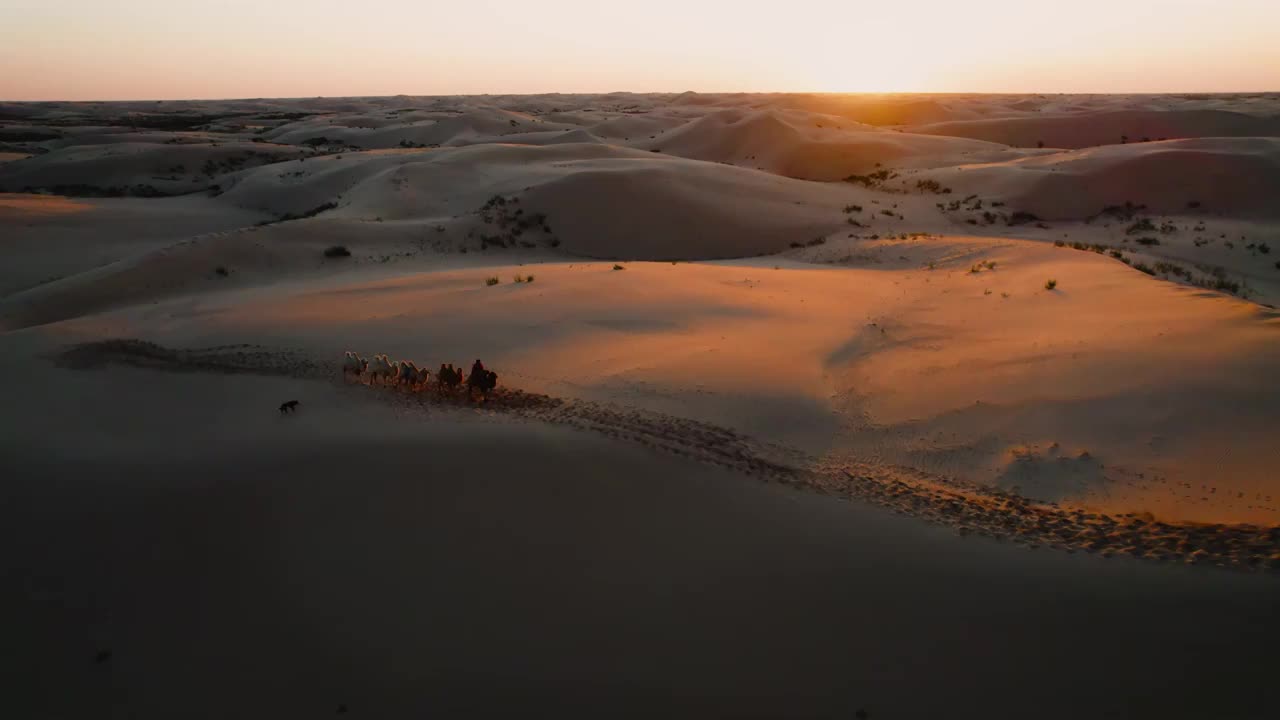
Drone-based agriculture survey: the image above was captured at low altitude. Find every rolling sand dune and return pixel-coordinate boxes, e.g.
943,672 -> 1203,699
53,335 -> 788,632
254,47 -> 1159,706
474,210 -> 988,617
263,107 -> 581,149
931,137 -> 1280,219
0,193 -> 266,297
646,108 -> 1023,179
6,334 -> 1277,719
908,109 -> 1280,148
0,141 -> 310,196
3,93 -> 1280,717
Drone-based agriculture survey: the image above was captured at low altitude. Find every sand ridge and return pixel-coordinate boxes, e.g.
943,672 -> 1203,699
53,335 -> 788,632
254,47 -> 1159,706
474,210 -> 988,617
55,338 -> 1280,573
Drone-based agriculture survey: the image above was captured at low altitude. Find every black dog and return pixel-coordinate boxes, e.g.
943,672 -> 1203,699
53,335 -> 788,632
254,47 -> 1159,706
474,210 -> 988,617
278,400 -> 300,415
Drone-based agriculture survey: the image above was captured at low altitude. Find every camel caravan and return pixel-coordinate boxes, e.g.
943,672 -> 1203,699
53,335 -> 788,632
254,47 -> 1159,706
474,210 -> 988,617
343,352 -> 499,401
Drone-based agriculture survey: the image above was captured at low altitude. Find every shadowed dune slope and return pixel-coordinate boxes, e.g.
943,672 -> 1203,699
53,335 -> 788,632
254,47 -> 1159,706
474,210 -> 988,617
219,142 -> 852,257
647,108 -> 1019,180
0,141 -> 309,196
264,107 -> 581,149
909,109 -> 1280,149
931,137 -> 1280,219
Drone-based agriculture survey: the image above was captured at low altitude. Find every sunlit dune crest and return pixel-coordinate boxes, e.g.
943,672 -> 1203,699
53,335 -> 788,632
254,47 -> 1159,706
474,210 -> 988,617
0,193 -> 93,219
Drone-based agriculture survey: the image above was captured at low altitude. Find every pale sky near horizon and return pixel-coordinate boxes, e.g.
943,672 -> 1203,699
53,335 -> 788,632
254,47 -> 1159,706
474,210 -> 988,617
2,0 -> 1277,101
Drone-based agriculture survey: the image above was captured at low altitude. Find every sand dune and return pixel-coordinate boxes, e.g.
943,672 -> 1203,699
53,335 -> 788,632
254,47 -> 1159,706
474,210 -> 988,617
218,141 -> 854,257
647,107 -> 1023,179
6,334 -> 1278,718
930,137 -> 1280,219
0,141 -> 310,196
4,92 -> 1280,717
263,107 -> 582,149
0,143 -> 861,328
13,237 -> 1279,525
0,193 -> 265,298
909,109 -> 1280,148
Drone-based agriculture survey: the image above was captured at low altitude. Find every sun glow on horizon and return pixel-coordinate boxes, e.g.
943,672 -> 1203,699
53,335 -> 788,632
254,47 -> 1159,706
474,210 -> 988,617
2,0 -> 1278,100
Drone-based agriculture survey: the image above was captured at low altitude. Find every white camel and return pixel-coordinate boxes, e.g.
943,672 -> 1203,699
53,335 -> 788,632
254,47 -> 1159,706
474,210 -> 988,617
365,354 -> 394,384
342,351 -> 366,376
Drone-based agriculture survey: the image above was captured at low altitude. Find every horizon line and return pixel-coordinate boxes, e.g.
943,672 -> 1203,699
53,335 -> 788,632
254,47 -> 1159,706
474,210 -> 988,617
6,89 -> 1280,104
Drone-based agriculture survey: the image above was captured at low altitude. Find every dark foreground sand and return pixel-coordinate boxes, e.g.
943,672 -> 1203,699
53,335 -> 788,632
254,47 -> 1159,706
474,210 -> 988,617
2,334 -> 1278,719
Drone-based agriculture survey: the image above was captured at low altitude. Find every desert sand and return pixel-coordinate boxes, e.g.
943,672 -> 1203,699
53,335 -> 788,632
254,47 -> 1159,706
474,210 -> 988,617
3,93 -> 1280,718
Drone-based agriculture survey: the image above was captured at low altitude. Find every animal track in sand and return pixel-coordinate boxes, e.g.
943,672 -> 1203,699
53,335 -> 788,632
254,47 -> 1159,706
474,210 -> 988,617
56,339 -> 1280,574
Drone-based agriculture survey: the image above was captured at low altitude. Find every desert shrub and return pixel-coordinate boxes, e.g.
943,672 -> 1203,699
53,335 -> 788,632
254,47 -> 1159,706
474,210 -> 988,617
1207,277 -> 1241,294
843,204 -> 863,214
1092,202 -> 1145,222
1054,240 -> 1066,247
525,275 -> 535,283
261,202 -> 338,226
215,266 -> 229,277
915,179 -> 950,194
485,276 -> 500,286
513,275 -> 524,283
1134,237 -> 1160,246
1153,262 -> 1191,279
1126,218 -> 1157,235
323,245 -> 351,258
806,237 -> 826,247
1007,211 -> 1040,226
1259,243 -> 1271,254
1044,279 -> 1058,290
843,169 -> 898,188
612,264 -> 625,271
1133,263 -> 1155,275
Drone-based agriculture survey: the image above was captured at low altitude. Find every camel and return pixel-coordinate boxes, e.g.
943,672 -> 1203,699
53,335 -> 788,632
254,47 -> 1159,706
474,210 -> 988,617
468,369 -> 498,400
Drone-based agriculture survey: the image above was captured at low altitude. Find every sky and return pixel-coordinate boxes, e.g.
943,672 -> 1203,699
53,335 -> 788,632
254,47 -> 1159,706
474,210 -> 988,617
2,0 -> 1278,100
